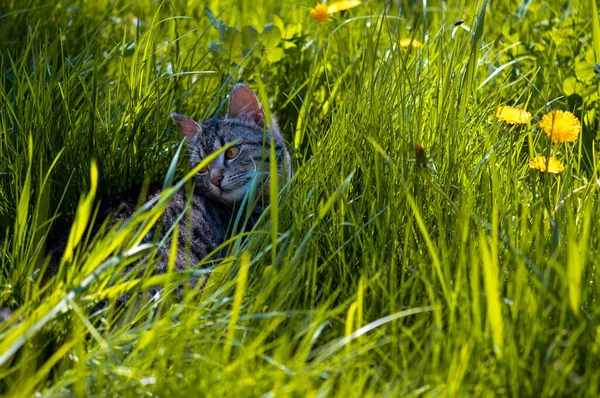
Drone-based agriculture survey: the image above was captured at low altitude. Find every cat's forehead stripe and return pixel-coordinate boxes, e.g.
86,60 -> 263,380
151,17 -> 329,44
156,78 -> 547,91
201,118 -> 276,143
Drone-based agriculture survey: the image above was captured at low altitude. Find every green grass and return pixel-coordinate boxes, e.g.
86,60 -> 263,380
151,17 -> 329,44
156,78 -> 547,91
1,0 -> 600,395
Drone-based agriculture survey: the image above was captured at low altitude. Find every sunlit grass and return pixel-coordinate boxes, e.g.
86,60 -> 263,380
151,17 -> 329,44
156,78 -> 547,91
1,0 -> 600,395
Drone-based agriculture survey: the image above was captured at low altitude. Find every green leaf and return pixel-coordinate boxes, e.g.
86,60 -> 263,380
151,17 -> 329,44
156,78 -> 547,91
261,24 -> 281,50
563,76 -> 582,96
241,25 -> 259,50
562,77 -> 576,96
273,15 -> 301,40
204,7 -> 223,30
273,15 -> 285,33
208,41 -> 224,56
575,58 -> 596,82
266,47 -> 284,63
221,26 -> 242,56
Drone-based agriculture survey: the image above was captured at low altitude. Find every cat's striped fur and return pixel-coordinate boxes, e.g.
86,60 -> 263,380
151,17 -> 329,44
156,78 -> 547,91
46,84 -> 291,290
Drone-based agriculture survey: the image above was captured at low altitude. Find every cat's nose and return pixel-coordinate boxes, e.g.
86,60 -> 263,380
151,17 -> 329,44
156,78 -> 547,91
210,174 -> 224,187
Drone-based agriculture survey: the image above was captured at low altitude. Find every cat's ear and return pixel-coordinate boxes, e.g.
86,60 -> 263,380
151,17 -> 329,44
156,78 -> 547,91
227,83 -> 265,127
171,112 -> 202,142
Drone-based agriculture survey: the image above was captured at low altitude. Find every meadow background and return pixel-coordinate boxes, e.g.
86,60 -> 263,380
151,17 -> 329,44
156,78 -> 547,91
1,0 -> 600,395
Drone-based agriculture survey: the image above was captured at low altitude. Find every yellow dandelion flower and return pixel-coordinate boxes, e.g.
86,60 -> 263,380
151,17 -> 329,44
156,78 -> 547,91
495,106 -> 531,125
310,4 -> 330,23
398,38 -> 422,48
327,0 -> 361,13
539,110 -> 581,143
311,1 -> 361,23
528,155 -> 564,174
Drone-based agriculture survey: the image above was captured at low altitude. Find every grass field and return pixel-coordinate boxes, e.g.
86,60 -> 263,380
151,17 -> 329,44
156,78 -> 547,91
1,0 -> 600,395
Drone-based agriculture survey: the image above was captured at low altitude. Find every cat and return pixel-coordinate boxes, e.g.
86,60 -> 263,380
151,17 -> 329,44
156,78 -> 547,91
44,83 -> 291,297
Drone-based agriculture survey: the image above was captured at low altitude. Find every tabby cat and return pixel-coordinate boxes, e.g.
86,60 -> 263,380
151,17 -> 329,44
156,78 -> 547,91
46,83 -> 291,289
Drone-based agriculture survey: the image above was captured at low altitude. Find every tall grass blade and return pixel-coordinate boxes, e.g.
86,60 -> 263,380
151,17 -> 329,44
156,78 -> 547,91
479,234 -> 503,359
223,251 -> 250,361
63,160 -> 98,263
591,0 -> 600,62
460,0 -> 489,115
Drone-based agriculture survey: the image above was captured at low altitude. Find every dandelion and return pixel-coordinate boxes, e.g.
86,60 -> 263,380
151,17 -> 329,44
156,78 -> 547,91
495,106 -> 531,125
310,1 -> 361,24
539,110 -> 581,143
528,155 -> 564,174
398,38 -> 422,48
327,1 -> 361,13
310,4 -> 329,23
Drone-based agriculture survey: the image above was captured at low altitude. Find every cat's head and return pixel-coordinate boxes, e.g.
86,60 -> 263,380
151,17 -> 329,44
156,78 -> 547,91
171,84 -> 291,206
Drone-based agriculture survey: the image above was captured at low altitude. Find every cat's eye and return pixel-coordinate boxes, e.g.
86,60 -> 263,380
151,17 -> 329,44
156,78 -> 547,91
198,164 -> 208,174
225,145 -> 241,160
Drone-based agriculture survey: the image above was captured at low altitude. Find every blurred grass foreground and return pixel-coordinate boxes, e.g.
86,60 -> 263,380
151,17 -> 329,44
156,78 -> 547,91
2,0 -> 600,396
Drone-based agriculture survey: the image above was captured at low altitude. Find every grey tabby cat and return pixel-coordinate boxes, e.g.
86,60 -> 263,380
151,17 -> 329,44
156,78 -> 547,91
164,83 -> 291,269
46,83 -> 291,288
